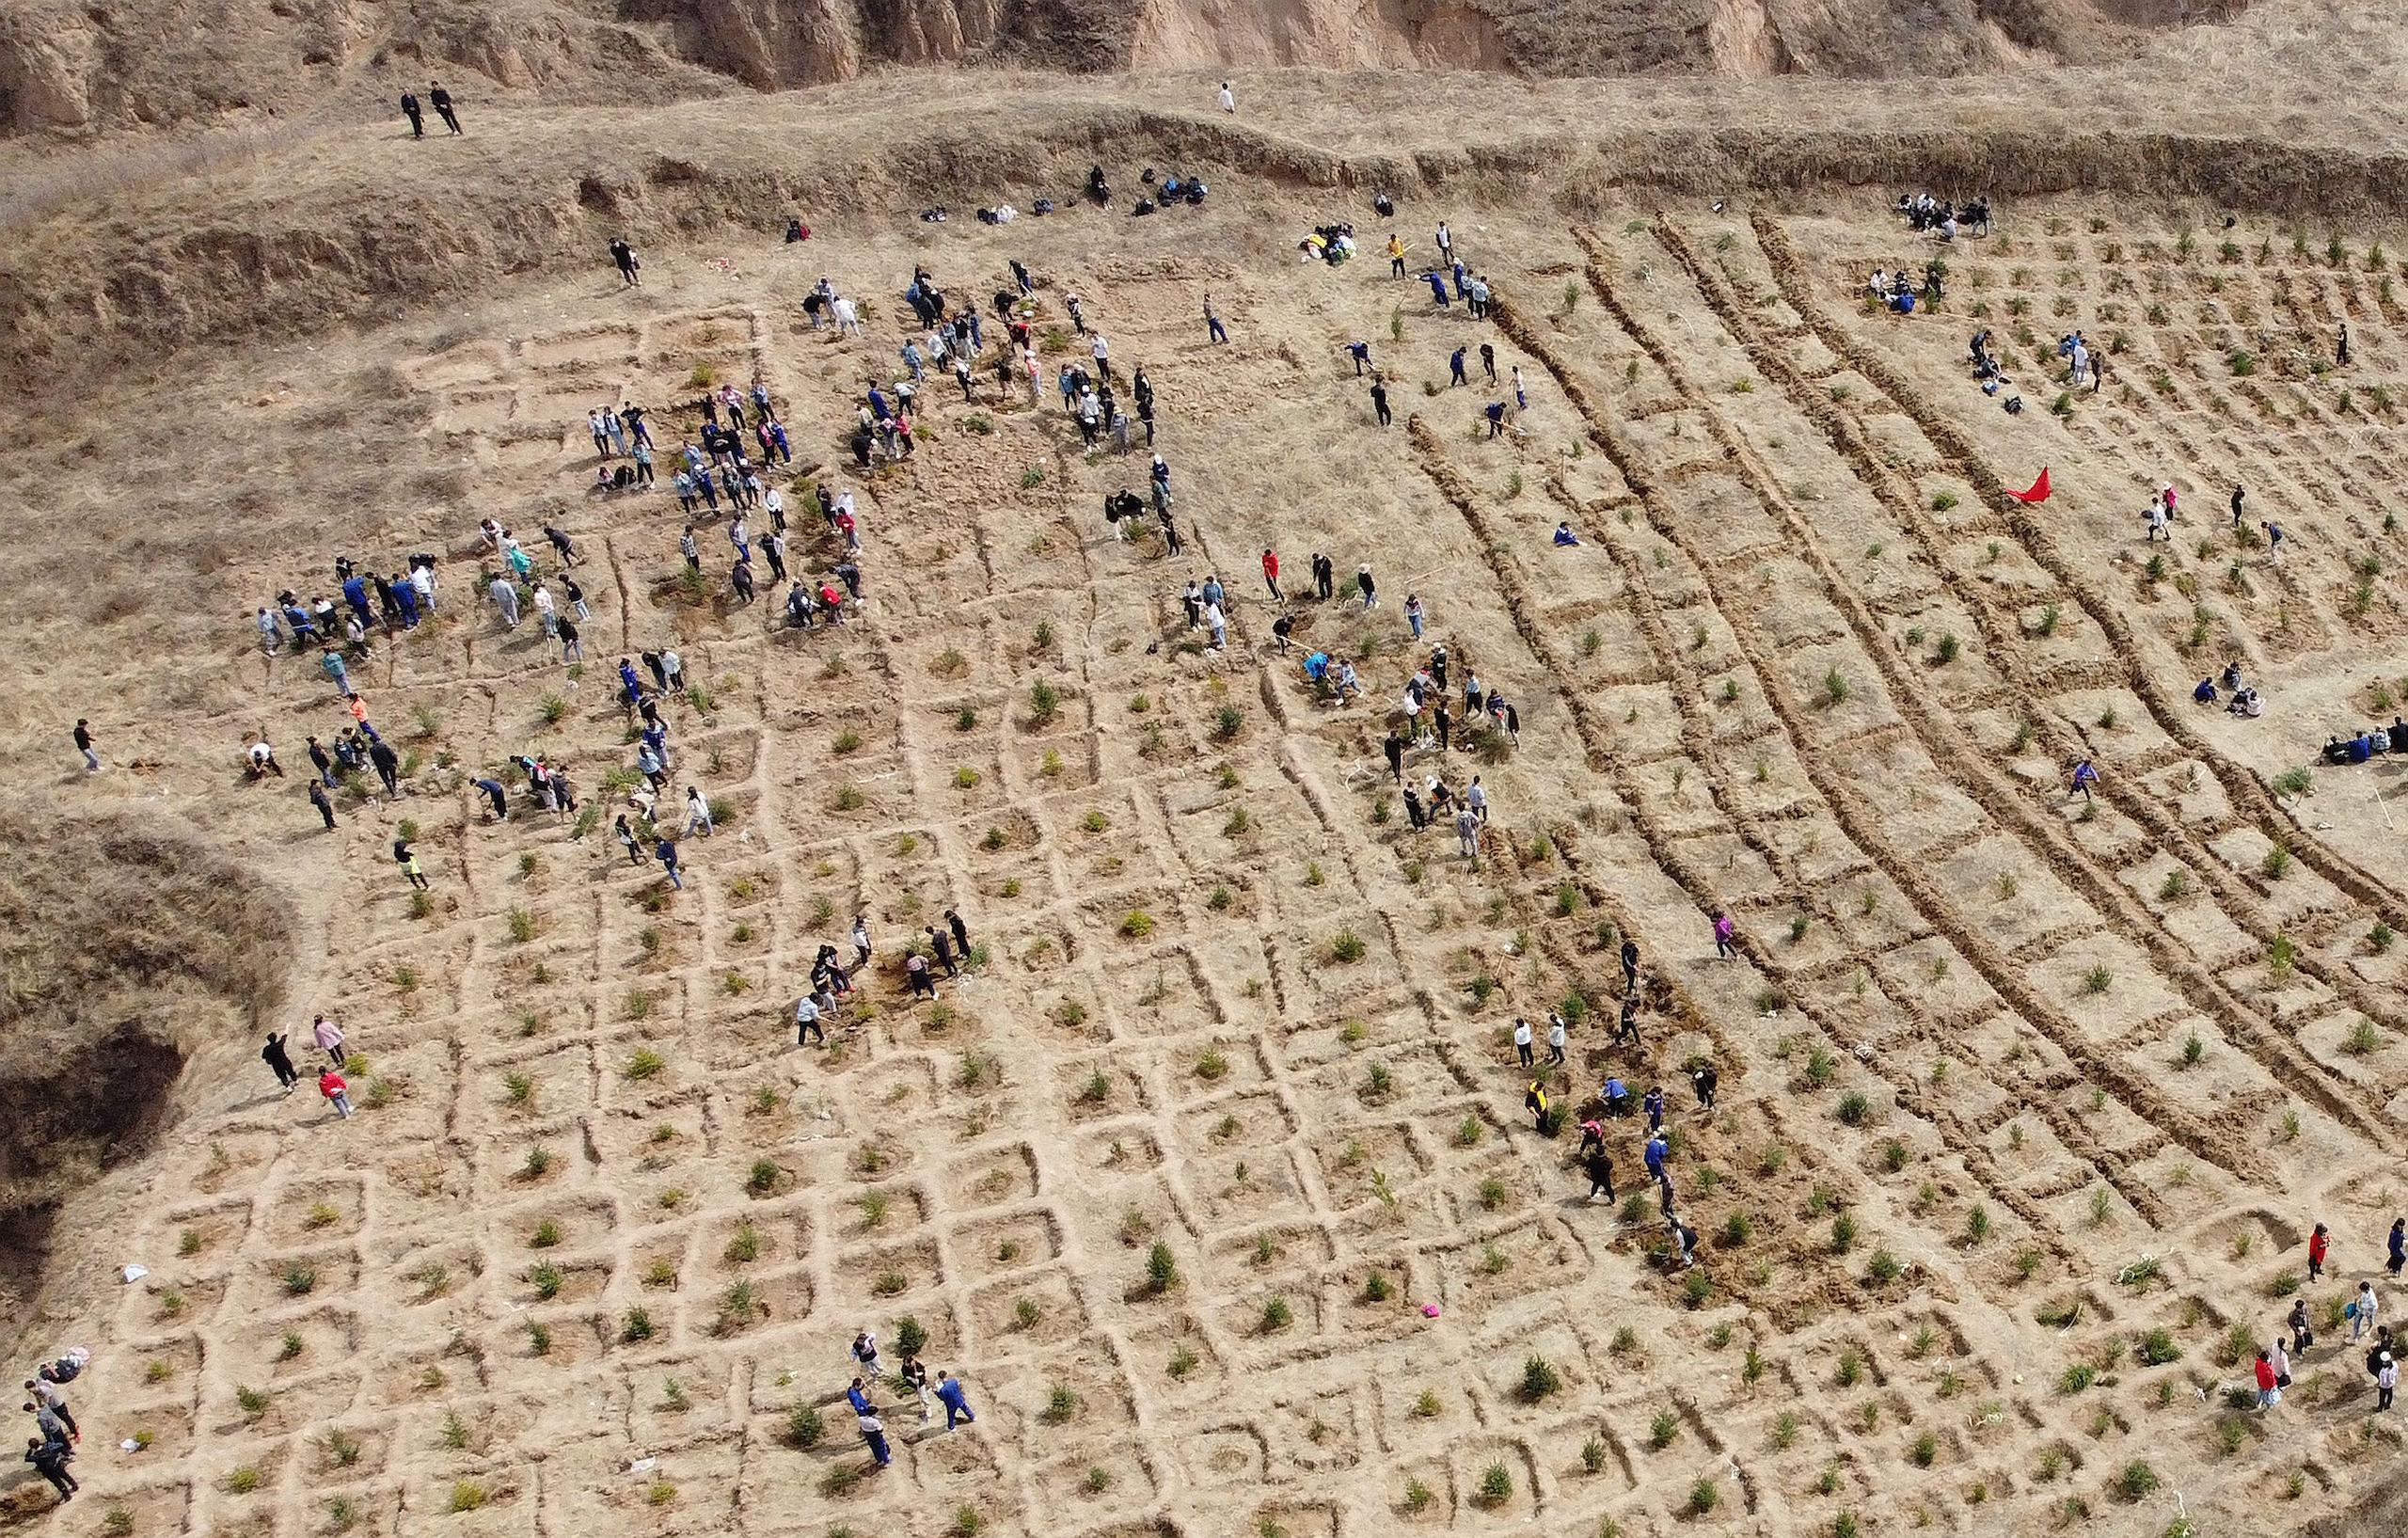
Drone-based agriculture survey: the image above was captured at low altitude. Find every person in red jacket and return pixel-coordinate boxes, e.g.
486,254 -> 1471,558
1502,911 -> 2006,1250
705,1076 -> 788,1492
1261,547 -> 1281,602
2253,1348 -> 2280,1410
319,1067 -> 354,1119
2310,1222 -> 2331,1281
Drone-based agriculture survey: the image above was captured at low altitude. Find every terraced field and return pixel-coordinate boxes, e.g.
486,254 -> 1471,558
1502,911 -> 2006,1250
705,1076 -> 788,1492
24,190 -> 2408,1538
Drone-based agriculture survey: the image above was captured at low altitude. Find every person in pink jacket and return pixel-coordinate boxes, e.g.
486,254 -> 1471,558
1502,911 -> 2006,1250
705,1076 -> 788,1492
311,1015 -> 346,1067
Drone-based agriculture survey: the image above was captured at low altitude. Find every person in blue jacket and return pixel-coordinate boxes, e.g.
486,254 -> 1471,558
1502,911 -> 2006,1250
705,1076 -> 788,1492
934,1371 -> 977,1431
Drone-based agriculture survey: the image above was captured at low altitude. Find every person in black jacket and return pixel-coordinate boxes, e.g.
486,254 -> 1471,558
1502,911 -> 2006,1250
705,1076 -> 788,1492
401,91 -> 423,138
24,1435 -> 73,1501
261,1031 -> 299,1092
430,81 -> 460,135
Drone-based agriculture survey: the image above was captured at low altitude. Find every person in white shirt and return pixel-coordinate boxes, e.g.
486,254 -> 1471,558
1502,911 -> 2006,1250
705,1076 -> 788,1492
684,785 -> 714,837
1218,81 -> 1234,113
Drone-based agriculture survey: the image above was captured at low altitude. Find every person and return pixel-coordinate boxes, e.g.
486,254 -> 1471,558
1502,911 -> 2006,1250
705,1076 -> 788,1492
248,739 -> 285,779
401,90 -> 424,137
71,720 -> 97,773
1622,937 -> 1640,994
1261,547 -> 1282,601
2231,483 -> 2246,530
2383,1352 -> 2400,1412
859,1409 -> 891,1467
906,952 -> 939,1000
1583,1145 -> 1615,1201
1691,1061 -> 1718,1108
319,1064 -> 354,1118
1450,346 -> 1468,387
610,237 -> 641,287
1485,400 -> 1506,438
2338,322 -> 2351,366
310,1015 -> 346,1067
656,837 -> 683,892
935,1370 -> 976,1430
1546,1012 -> 1567,1065
1524,1079 -> 1550,1132
946,908 -> 971,960
2351,1279 -> 2380,1341
2254,1348 -> 2279,1411
927,926 -> 958,978
1357,564 -> 1377,608
1603,1075 -> 1630,1118
429,80 -> 460,134
1404,593 -> 1424,639
23,1378 -> 73,1443
2310,1222 -> 2330,1281
2389,1217 -> 2404,1277
1205,294 -> 1228,344
23,1435 -> 73,1502
261,1031 -> 299,1092
1643,1085 -> 1666,1132
2067,759 -> 2099,803
1553,522 -> 1581,547
2289,1296 -> 2314,1354
1616,991 -> 1641,1049
684,785 -> 715,838
1513,1017 -> 1533,1068
395,838 -> 428,891
475,776 -> 509,820
1456,804 -> 1480,862
1712,912 -> 1737,959
795,992 -> 825,1045
1672,1216 -> 1699,1269
308,781 -> 336,831
1217,80 -> 1234,113
2263,519 -> 2285,558
898,1353 -> 931,1420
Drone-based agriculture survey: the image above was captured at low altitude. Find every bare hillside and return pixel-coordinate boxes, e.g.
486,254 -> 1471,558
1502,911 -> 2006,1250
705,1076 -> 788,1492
0,0 -> 2258,134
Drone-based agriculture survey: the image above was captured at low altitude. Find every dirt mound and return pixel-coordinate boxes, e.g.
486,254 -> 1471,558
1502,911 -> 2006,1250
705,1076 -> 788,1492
0,0 -> 2258,135
0,806 -> 293,1308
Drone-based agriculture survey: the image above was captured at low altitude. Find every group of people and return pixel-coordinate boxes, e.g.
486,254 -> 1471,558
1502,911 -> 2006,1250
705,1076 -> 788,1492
844,1330 -> 977,1468
1893,191 -> 1990,241
1531,935 -> 1724,1268
259,1017 -> 356,1118
1866,264 -> 1943,314
2194,658 -> 2267,719
18,1347 -> 88,1503
244,552 -> 452,821
2257,1219 -> 2408,1413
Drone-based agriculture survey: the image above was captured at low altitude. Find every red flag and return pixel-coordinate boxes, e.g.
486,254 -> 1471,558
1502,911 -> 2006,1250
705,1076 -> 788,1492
2008,467 -> 2051,504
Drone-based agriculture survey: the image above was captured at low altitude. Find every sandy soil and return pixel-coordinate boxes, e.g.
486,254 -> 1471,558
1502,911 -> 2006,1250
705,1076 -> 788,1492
7,107 -> 2408,1538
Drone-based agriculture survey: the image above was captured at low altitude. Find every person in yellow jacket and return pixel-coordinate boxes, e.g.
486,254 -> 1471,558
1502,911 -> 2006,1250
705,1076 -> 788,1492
1386,232 -> 1407,278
